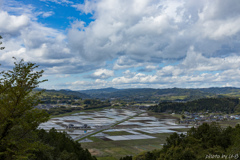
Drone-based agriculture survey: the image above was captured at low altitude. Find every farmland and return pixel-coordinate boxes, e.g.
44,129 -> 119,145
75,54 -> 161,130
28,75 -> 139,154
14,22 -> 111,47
39,108 -> 190,159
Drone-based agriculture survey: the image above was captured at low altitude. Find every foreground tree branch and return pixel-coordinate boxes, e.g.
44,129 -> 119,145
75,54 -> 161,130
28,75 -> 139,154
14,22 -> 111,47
0,58 -> 49,159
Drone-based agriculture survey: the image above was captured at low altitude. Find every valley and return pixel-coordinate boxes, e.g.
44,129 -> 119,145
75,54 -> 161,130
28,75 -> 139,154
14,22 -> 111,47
36,87 -> 240,159
39,108 -> 189,159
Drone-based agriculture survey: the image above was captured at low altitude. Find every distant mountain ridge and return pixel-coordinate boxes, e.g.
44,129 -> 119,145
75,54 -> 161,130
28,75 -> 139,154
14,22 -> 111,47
36,87 -> 240,101
85,87 -> 212,101
34,88 -> 90,99
81,87 -> 240,101
197,87 -> 240,94
79,87 -> 120,95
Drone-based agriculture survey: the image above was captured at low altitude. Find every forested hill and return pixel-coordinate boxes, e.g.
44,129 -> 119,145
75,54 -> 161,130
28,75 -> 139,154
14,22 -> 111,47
34,89 -> 90,99
79,87 -> 119,95
79,87 -> 213,101
37,87 -> 240,102
197,87 -> 240,95
149,97 -> 240,113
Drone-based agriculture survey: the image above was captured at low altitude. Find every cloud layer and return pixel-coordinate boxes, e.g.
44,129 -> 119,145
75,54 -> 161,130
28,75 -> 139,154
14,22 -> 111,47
1,0 -> 240,89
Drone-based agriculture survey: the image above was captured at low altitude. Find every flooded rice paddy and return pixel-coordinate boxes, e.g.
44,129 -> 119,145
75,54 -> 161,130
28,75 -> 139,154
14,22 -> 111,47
39,108 -> 190,142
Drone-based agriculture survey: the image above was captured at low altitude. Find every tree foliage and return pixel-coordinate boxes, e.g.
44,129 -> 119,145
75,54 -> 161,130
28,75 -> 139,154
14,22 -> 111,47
35,128 -> 96,160
119,155 -> 132,160
0,59 -> 96,159
149,97 -> 239,113
0,58 -> 49,159
121,122 -> 240,160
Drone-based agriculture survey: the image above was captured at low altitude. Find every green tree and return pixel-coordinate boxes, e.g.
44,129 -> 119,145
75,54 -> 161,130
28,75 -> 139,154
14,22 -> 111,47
0,35 -> 4,50
133,151 -> 156,160
36,128 -> 97,160
120,155 -> 132,160
0,58 -> 49,159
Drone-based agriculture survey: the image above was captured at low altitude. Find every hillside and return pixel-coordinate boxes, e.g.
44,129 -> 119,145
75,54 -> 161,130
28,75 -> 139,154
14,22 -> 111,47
79,87 -> 119,95
36,87 -> 240,103
198,87 -> 240,96
35,89 -> 90,99
79,87 -> 214,102
149,97 -> 240,113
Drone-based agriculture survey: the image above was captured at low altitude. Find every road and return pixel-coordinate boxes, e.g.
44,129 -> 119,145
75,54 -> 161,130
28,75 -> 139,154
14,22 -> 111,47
74,111 -> 142,141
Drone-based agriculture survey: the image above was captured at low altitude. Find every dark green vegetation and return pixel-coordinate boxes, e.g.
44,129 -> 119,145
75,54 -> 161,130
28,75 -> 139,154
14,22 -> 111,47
121,122 -> 240,160
0,59 -> 96,159
80,87 -> 119,95
79,87 -> 240,101
38,89 -> 90,104
198,87 -> 240,95
39,87 -> 240,104
149,97 -> 240,113
37,86 -> 240,117
36,87 -> 240,116
45,99 -> 111,116
47,106 -> 83,116
80,88 -> 212,102
103,131 -> 133,136
82,99 -> 111,109
36,128 -> 96,160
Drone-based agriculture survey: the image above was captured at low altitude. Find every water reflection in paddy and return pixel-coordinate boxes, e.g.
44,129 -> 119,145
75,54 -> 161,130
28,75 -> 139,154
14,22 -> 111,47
39,108 -> 190,140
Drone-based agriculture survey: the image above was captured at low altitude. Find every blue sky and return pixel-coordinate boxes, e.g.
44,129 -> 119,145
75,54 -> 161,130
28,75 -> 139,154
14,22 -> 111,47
1,0 -> 240,90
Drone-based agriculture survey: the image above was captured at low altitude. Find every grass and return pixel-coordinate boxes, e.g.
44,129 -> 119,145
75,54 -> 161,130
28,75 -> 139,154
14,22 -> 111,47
81,133 -> 170,159
159,95 -> 188,101
133,103 -> 156,106
85,118 -> 95,120
218,119 -> 240,128
220,94 -> 240,98
103,131 -> 133,136
88,137 -> 105,142
97,157 -> 118,160
170,128 -> 190,132
170,114 -> 182,119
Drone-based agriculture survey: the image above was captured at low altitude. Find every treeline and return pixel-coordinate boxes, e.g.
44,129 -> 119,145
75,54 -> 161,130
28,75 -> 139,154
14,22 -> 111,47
38,89 -> 90,105
47,106 -> 82,115
38,89 -> 90,99
40,94 -> 81,104
149,97 -> 240,113
83,99 -> 111,109
81,87 -> 214,102
120,122 -> 240,160
46,99 -> 111,115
